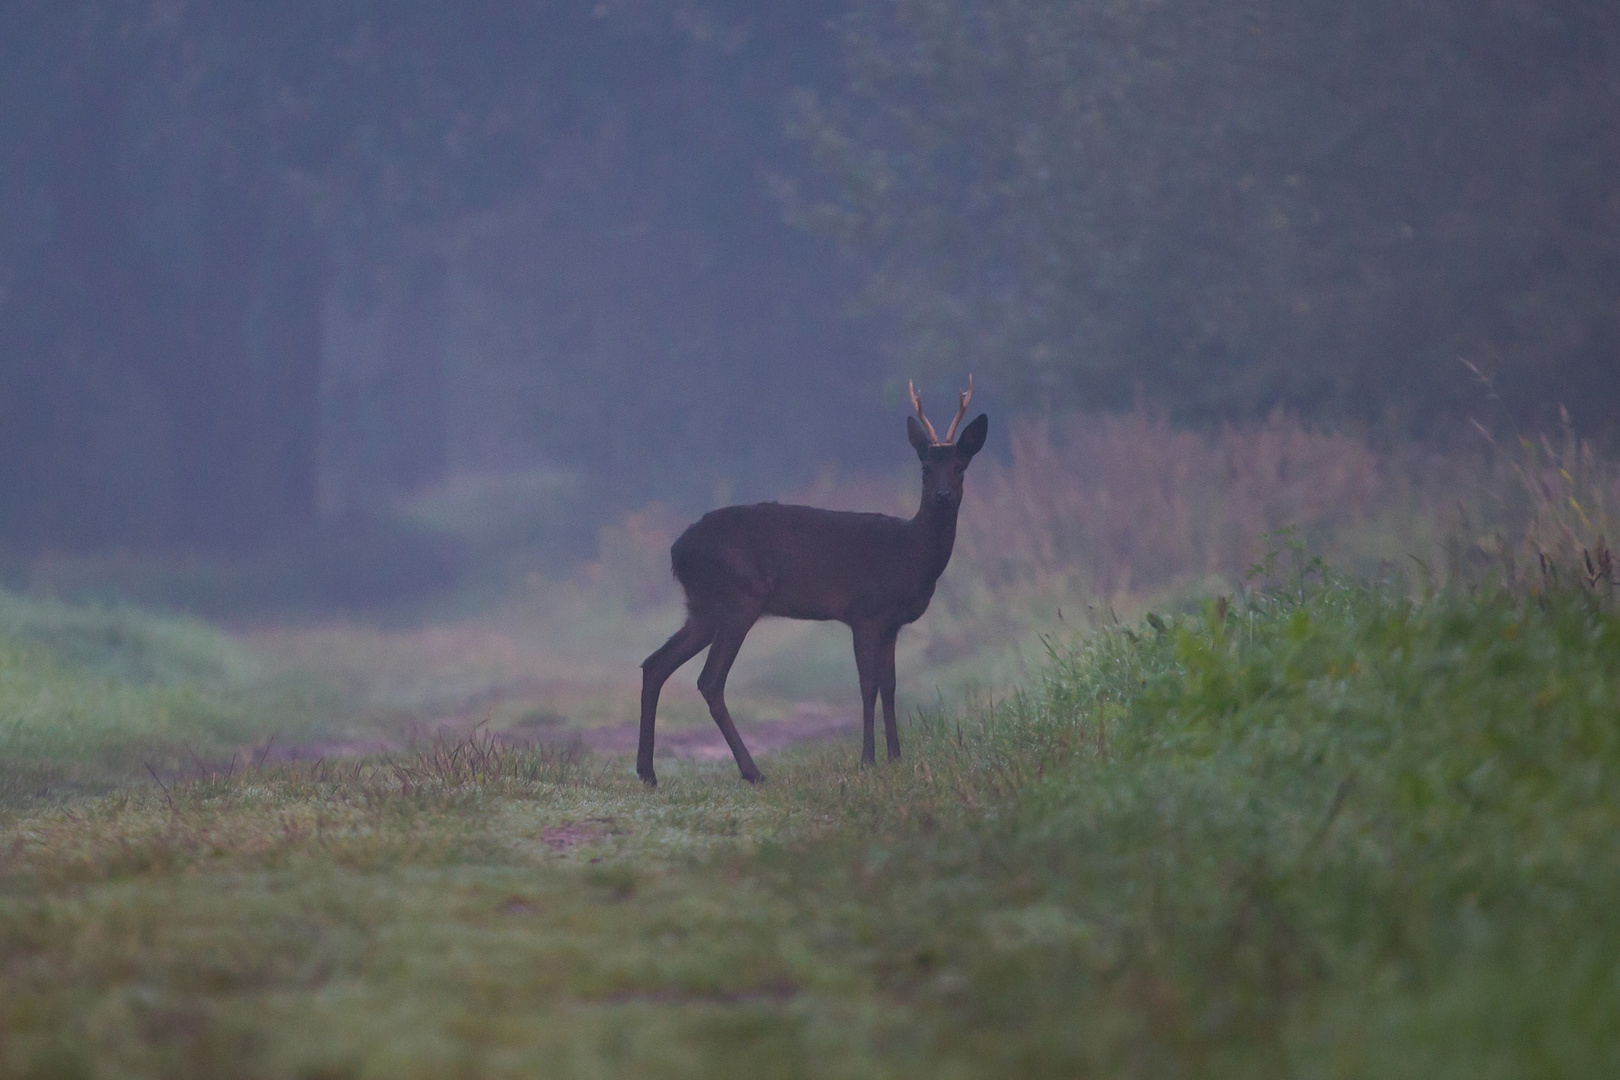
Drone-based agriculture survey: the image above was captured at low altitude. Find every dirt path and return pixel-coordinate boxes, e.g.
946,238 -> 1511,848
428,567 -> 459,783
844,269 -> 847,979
562,703 -> 859,761
242,617 -> 863,765
241,620 -> 641,724
265,703 -> 860,764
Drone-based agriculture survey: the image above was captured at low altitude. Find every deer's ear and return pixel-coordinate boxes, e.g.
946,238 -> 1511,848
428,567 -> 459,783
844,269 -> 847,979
907,415 -> 932,459
956,414 -> 989,458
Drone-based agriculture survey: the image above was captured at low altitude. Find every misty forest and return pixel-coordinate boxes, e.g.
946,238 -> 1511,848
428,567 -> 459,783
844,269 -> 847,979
2,2 -> 1618,1077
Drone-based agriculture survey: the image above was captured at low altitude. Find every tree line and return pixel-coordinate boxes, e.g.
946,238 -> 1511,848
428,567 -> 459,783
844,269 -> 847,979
1,1 -> 1615,554
787,0 -> 1620,430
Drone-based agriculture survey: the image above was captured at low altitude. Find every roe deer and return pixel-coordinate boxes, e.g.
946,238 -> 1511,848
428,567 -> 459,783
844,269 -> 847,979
637,377 -> 988,785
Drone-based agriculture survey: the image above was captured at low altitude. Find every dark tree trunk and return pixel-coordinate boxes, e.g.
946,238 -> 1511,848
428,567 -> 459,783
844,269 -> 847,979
42,74 -> 322,551
258,216 -> 324,532
379,255 -> 449,490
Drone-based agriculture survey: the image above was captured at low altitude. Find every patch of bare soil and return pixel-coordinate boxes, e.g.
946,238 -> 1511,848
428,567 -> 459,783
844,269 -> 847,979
260,703 -> 859,766
540,819 -> 622,851
239,616 -> 862,765
558,703 -> 859,761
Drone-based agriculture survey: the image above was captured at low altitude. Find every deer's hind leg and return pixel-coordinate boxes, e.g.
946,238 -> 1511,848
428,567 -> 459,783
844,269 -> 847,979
695,608 -> 766,784
638,616 -> 715,786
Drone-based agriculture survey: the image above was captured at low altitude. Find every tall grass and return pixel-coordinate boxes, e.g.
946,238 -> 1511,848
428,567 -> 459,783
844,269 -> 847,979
697,566 -> 1620,1077
580,408 -> 1617,694
0,591 -> 326,794
959,410 -> 1382,602
1454,415 -> 1618,595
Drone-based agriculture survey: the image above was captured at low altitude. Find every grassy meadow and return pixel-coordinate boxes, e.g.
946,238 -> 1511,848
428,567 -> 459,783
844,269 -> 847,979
2,414 -> 1618,1078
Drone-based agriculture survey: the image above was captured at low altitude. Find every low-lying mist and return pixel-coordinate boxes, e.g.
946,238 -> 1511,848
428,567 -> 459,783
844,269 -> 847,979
12,406 -> 1611,791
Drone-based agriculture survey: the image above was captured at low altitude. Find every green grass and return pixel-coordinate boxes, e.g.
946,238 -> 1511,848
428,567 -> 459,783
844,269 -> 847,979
0,590 -> 329,795
2,576 -> 1617,1078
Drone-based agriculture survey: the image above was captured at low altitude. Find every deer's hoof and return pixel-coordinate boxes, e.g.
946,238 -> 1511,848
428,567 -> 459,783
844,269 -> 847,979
741,770 -> 765,786
638,769 -> 658,788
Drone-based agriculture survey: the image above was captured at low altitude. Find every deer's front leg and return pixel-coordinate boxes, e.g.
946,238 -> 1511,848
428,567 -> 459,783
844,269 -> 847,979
852,621 -> 881,765
697,614 -> 765,784
878,627 -> 901,761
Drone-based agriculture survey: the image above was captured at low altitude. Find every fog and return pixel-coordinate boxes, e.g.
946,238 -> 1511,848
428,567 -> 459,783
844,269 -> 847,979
1,1 -> 1616,608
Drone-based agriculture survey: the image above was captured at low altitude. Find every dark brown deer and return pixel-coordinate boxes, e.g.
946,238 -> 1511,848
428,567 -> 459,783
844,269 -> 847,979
637,377 -> 988,785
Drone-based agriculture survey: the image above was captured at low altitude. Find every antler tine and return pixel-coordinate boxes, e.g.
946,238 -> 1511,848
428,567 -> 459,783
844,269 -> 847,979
908,380 -> 940,444
943,373 -> 974,444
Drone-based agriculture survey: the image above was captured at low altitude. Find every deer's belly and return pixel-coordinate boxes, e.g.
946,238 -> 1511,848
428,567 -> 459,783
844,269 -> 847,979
763,597 -> 841,621
759,561 -> 936,625
835,586 -> 936,627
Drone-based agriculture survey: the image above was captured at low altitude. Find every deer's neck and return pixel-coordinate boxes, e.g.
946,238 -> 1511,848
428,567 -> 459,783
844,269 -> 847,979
909,497 -> 961,579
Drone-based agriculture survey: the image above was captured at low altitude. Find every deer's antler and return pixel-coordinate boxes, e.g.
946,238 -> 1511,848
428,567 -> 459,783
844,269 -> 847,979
943,373 -> 974,444
908,380 -> 941,444
910,375 -> 975,445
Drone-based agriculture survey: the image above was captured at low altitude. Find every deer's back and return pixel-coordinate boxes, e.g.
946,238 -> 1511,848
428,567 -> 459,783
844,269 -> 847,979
671,502 -> 937,625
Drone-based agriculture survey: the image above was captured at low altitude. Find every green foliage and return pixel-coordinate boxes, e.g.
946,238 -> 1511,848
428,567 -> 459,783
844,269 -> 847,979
791,0 -> 1620,430
2,577 -> 1617,1076
793,575 -> 1620,1076
0,590 -> 258,689
0,590 -> 320,792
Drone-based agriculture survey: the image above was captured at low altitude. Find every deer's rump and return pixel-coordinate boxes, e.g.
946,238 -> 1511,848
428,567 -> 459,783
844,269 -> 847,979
669,502 -> 925,624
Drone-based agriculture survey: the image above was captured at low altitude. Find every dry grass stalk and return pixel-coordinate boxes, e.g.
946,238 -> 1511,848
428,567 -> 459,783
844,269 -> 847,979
953,410 -> 1382,606
580,408 -> 1618,650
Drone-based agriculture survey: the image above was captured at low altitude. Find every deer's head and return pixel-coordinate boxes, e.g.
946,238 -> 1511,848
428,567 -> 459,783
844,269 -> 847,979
907,375 -> 989,509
